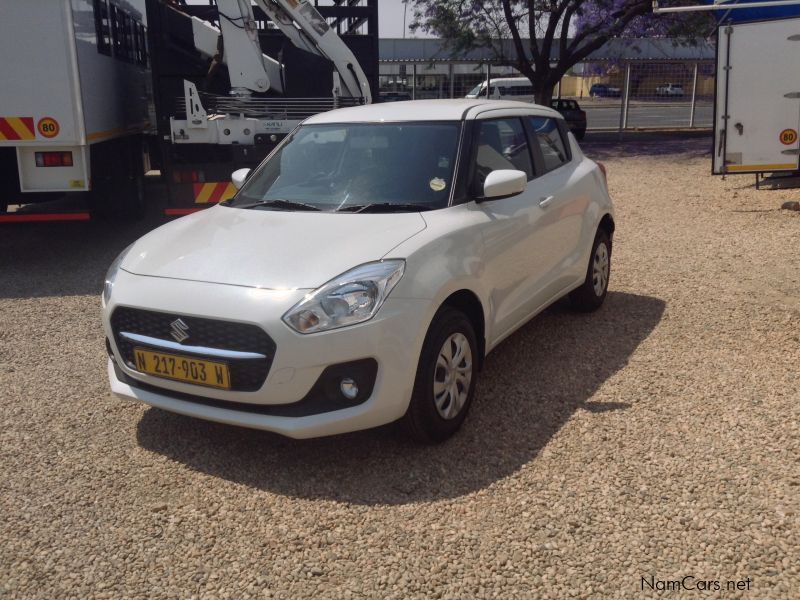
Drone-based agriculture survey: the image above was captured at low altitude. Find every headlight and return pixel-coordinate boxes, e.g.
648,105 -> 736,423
282,260 -> 405,334
102,244 -> 133,305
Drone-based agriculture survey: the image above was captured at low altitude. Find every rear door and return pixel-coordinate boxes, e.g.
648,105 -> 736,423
714,19 -> 800,174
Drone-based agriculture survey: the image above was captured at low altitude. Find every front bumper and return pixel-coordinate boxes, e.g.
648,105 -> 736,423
103,271 -> 433,438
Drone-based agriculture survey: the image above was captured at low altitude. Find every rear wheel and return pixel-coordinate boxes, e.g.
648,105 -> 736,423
401,307 -> 479,443
569,228 -> 611,312
575,128 -> 586,141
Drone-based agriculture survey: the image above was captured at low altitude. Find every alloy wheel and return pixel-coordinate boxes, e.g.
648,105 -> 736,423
433,332 -> 473,420
592,242 -> 609,297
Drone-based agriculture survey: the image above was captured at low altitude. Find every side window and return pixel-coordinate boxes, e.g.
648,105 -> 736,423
94,0 -> 112,56
121,13 -> 134,63
528,117 -> 569,172
472,118 -> 533,194
110,4 -> 123,58
136,24 -> 148,67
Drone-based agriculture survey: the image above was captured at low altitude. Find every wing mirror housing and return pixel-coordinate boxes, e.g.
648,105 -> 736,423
480,169 -> 527,201
231,168 -> 252,190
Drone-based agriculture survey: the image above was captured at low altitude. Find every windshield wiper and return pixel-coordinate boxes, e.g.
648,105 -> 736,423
337,203 -> 433,213
233,198 -> 321,211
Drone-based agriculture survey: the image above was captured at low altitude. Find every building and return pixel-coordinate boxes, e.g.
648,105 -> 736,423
378,38 -> 716,100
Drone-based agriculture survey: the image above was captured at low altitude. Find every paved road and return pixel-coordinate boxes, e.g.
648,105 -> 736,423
584,102 -> 713,129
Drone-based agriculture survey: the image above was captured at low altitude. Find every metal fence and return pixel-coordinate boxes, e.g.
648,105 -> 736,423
378,60 -> 715,131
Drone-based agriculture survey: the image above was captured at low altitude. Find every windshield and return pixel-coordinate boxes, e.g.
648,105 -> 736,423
229,122 -> 462,212
467,83 -> 483,97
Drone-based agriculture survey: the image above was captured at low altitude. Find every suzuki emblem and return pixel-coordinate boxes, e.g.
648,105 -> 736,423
170,318 -> 190,343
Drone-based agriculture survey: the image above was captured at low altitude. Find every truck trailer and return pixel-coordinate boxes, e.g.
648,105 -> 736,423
713,16 -> 800,176
0,0 -> 154,221
0,0 -> 378,222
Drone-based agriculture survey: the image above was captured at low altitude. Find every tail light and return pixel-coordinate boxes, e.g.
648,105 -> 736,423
597,161 -> 608,186
35,151 -> 73,167
172,170 -> 204,184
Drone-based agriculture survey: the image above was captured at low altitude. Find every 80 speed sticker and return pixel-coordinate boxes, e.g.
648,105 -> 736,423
779,128 -> 797,145
37,117 -> 60,138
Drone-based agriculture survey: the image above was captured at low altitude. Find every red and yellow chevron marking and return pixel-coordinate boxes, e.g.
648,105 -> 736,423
193,182 -> 237,204
0,117 -> 36,141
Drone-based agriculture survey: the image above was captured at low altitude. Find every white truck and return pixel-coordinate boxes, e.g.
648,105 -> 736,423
0,0 -> 377,222
713,16 -> 800,175
653,1 -> 800,177
0,0 -> 154,220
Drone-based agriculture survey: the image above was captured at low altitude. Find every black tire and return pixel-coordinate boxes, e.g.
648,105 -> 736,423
569,228 -> 611,312
401,307 -> 479,443
123,173 -> 146,220
91,173 -> 145,221
575,128 -> 586,141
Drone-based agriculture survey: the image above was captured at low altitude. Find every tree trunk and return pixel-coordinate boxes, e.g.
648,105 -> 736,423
535,87 -> 554,106
533,76 -> 555,106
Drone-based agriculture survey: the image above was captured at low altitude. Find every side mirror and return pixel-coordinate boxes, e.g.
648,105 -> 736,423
231,168 -> 252,190
482,169 -> 527,200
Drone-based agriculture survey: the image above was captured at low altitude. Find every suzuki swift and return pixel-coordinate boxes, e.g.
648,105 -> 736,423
102,99 -> 615,442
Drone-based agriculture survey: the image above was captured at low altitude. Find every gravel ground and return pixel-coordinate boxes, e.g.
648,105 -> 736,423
1,135 -> 798,598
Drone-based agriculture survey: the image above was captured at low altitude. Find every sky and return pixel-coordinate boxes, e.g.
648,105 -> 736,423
378,0 -> 418,39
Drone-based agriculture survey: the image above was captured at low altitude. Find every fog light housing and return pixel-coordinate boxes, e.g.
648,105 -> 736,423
105,338 -> 117,364
340,378 -> 359,400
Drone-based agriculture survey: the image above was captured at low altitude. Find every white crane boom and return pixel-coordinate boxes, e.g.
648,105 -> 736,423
253,0 -> 372,102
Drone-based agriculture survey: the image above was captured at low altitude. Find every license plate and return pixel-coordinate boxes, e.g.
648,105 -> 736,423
133,347 -> 231,390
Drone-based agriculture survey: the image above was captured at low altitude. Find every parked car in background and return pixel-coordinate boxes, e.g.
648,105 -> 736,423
656,83 -> 685,97
466,78 -> 536,102
550,99 -> 587,140
102,99 -> 615,443
589,84 -> 621,98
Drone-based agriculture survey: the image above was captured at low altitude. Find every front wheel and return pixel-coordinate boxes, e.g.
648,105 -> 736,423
401,307 -> 479,443
569,228 -> 611,312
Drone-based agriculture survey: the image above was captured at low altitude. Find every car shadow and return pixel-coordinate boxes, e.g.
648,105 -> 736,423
136,291 -> 665,506
582,132 -> 711,161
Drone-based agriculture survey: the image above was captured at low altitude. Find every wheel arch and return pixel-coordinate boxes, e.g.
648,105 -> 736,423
439,289 -> 486,370
598,213 -> 615,246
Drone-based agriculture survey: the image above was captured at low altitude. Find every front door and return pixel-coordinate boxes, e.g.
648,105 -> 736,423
471,116 -> 548,342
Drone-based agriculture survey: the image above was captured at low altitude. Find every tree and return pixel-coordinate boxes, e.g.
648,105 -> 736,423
407,1 -> 712,104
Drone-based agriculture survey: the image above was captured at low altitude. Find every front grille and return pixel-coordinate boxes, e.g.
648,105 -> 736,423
110,307 -> 276,392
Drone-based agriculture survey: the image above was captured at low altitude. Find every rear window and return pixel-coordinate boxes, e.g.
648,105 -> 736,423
528,117 -> 569,172
553,100 -> 578,111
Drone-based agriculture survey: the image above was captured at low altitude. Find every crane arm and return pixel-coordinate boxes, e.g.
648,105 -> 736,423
253,0 -> 372,102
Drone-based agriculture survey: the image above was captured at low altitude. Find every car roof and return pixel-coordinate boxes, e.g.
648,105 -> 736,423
487,78 -> 531,86
304,99 -> 562,124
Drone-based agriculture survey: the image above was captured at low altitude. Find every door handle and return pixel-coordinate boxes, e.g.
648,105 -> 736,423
539,195 -> 555,208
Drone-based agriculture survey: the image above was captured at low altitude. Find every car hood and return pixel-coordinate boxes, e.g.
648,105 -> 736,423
121,205 -> 427,289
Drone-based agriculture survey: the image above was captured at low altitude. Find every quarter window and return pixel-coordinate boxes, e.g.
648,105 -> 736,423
528,117 -> 569,172
472,118 -> 533,194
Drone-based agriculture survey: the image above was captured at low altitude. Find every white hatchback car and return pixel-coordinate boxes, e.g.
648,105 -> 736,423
102,100 -> 614,442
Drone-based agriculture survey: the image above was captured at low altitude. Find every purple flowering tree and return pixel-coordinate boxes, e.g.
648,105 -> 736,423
407,0 -> 712,103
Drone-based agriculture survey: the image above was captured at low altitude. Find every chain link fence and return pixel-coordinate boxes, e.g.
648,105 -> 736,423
378,60 -> 715,131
